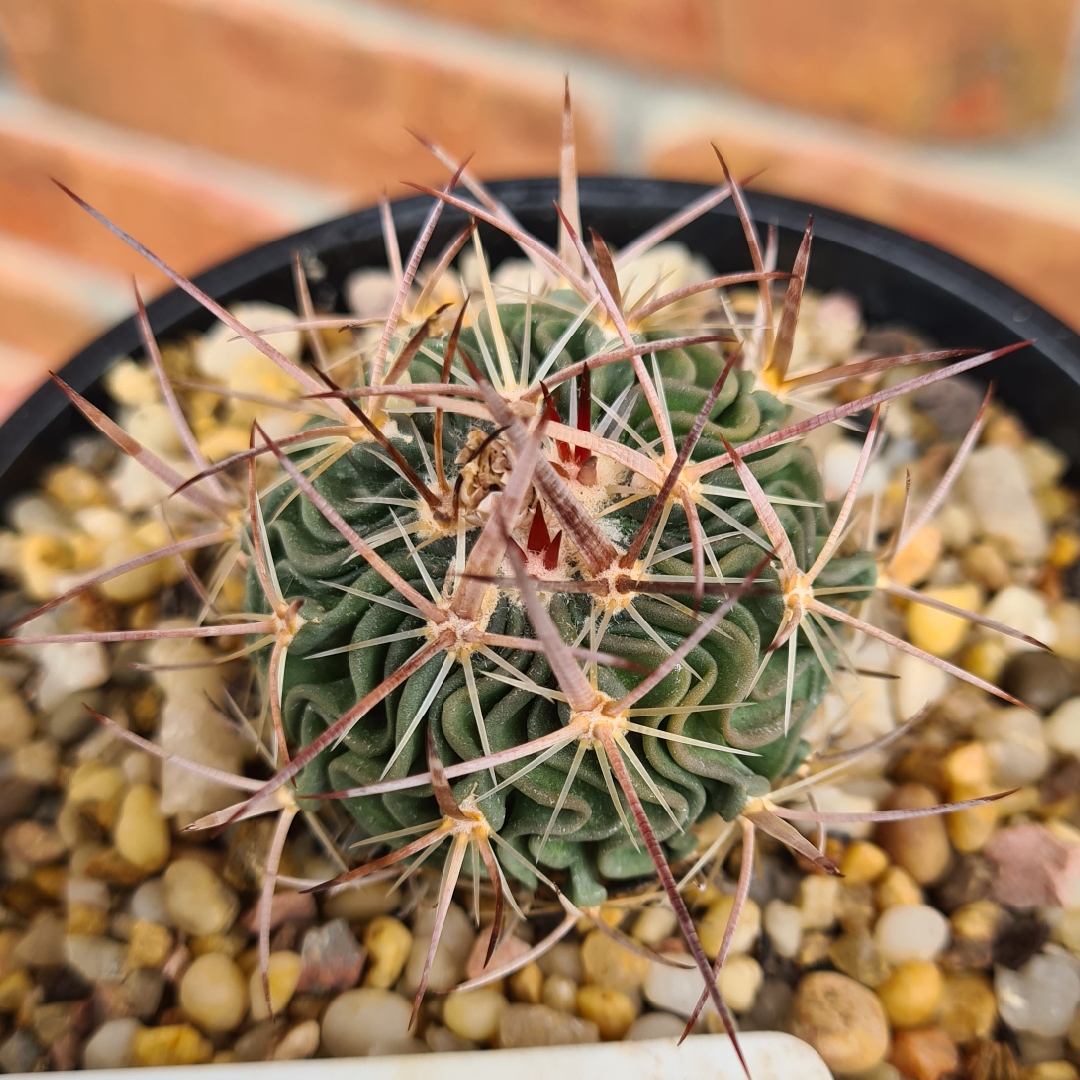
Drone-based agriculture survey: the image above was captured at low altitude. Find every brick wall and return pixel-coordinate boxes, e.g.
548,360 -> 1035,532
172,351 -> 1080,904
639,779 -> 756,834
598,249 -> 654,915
0,0 -> 1077,416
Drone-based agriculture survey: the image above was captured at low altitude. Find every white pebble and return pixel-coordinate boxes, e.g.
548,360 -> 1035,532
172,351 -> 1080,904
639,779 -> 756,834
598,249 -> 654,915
963,445 -> 1049,564
798,876 -> 840,930
643,960 -> 711,1019
401,903 -> 474,995
82,1018 -> 141,1069
983,586 -> 1058,655
130,878 -> 170,926
764,900 -> 803,959
1046,698 -> 1080,756
322,988 -> 414,1057
799,785 -> 877,840
975,707 -> 1050,785
194,302 -> 301,381
894,652 -> 949,721
164,859 -> 239,936
996,954 -> 1080,1037
632,906 -> 678,947
874,905 -> 949,963
66,935 -> 126,982
625,1012 -> 686,1040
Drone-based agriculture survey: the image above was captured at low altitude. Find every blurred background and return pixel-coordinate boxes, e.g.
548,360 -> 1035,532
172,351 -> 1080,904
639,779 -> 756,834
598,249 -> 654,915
0,0 -> 1077,418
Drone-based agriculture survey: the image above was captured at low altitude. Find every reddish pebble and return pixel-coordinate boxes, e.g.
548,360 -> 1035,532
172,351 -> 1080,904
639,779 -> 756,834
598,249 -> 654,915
242,891 -> 317,933
984,823 -> 1080,907
296,919 -> 365,993
890,1028 -> 960,1080
464,926 -> 531,981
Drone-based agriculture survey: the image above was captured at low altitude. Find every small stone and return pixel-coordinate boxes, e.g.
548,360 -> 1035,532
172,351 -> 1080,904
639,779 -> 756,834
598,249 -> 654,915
164,859 -> 240,936
575,986 -> 635,1040
249,950 -> 302,1021
243,890 -> 316,934
179,952 -> 248,1032
625,1011 -> 686,1040
829,931 -> 892,988
66,934 -> 126,982
272,1019 -> 320,1061
996,954 -> 1080,1036
798,931 -> 834,969
908,583 -> 982,658
537,942 -> 584,983
130,878 -> 169,926
497,1003 -> 600,1048
791,971 -> 890,1075
1046,698 -> 1080,756
424,1024 -> 476,1053
935,854 -> 995,912
464,926 -> 530,981
322,880 -> 400,921
363,916 -> 412,989
699,895 -> 761,958
126,919 -> 172,970
1018,1034 -> 1068,1067
721,954 -> 764,1013
133,1023 -> 213,1066
1004,652 -> 1075,714
962,445 -> 1049,563
937,971 -> 997,1043
1021,1065 -> 1079,1080
401,903 -> 474,995
3,820 -> 64,865
14,738 -> 59,786
798,875 -> 841,930
580,929 -> 650,991
951,900 -> 1003,946
993,913 -> 1050,969
296,919 -> 363,993
890,525 -> 943,588
0,690 -> 34,752
876,866 -> 924,908
0,1030 -> 42,1073
875,905 -> 949,963
895,653 -> 950,720
837,882 -> 877,935
840,841 -> 889,886
983,586 -> 1058,656
83,1018 -> 141,1070
541,974 -> 578,1013
947,799 -> 998,855
889,1028 -> 960,1080
508,962 -> 543,1004
0,969 -> 33,1011
875,783 -> 952,885
1052,908 -> 1080,956
643,959 -> 706,1018
1052,601 -> 1080,661
962,542 -> 1012,593
985,823 -> 1080,907
444,988 -> 508,1044
764,900 -> 802,959
113,785 -> 170,873
321,988 -> 414,1056
632,905 -> 678,947
877,961 -> 942,1027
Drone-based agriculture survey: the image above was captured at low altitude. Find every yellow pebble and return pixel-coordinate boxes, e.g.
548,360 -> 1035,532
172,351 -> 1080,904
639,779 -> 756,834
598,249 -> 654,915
889,525 -> 943,587
938,971 -> 998,1043
942,743 -> 992,793
960,638 -> 1007,683
875,866 -> 923,908
179,953 -> 248,1033
126,919 -> 173,970
951,902 -> 1003,943
720,954 -> 764,1013
877,961 -> 942,1027
508,962 -> 543,1003
249,951 -> 303,1020
0,969 -> 33,1011
699,895 -> 761,960
1050,531 -> 1080,569
44,464 -> 109,509
19,533 -> 75,601
840,842 -> 889,886
1053,908 -> 1080,956
68,903 -> 109,937
362,916 -> 412,989
113,785 -> 170,873
542,974 -> 578,1013
576,985 -> 637,1040
908,583 -> 982,658
580,930 -> 650,992
133,1024 -> 213,1067
199,427 -> 254,464
1020,1064 -> 1079,1080
947,801 -> 997,853
443,988 -> 508,1044
1051,600 -> 1080,662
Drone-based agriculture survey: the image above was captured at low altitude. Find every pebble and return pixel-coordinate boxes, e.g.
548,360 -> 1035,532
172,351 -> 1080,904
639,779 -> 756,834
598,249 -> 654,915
14,738 -> 59,785
402,903 -> 474,995
242,889 -> 316,934
508,963 -> 543,1004
643,959 -> 707,1018
950,900 -> 1002,944
791,971 -> 890,1075
363,916 -> 413,989
625,1011 -> 686,1040
3,820 -> 64,865
877,961 -> 942,1027
0,1030 -> 42,1073
580,929 -> 650,991
66,934 -> 126,982
126,919 -> 173,969
840,841 -> 889,885
997,955 -> 1080,1037
1046,698 -> 1080,756
542,974 -> 578,1013
113,785 -> 170,874
797,874 -> 841,930
699,895 -> 761,958
889,1027 -> 959,1080
937,971 -> 997,1043
424,1025 -> 476,1053
83,1018 -> 141,1070
1052,601 -> 1080,661
130,878 -> 170,926
297,919 -> 363,993
464,927 -> 530,981
272,1019 -> 321,1061
164,859 -> 240,936
497,1003 -> 600,1048
875,866 -> 924,908
323,880 -> 400,921
984,585 -> 1058,655
907,583 -> 981,657
889,525 -> 943,588
979,707 -> 1052,786
875,783 -> 952,885
829,931 -> 891,988
1022,1065 -> 1079,1080
575,986 -> 636,1040
632,906 -> 678,947
764,900 -> 802,959
133,1023 -> 213,1066
1003,652 -> 1075,714
179,953 -> 248,1032
875,905 -> 949,963
538,942 -> 584,982
984,823 -> 1080,907
962,445 -> 1049,563
0,690 -> 35,751
322,987 -> 414,1057
722,954 -> 764,1013
250,950 -> 301,1021
895,653 -> 949,721
962,541 -> 1012,592
444,988 -> 507,1044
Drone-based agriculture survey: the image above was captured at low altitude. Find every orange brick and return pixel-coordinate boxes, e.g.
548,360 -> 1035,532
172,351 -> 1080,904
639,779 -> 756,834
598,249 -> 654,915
648,130 -> 1080,331
383,0 -> 1077,140
0,0 -> 606,199
0,91 -> 338,287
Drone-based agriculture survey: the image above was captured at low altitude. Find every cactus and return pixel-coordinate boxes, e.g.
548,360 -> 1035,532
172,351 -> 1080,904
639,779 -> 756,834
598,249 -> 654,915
5,90 -> 1033,1059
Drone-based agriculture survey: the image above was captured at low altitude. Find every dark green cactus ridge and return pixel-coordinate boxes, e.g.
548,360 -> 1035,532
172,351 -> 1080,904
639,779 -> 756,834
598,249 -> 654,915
249,294 -> 876,906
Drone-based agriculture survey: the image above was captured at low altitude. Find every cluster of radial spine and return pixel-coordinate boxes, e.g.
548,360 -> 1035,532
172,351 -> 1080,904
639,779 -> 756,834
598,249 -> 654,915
2,85 -> 1041,1075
